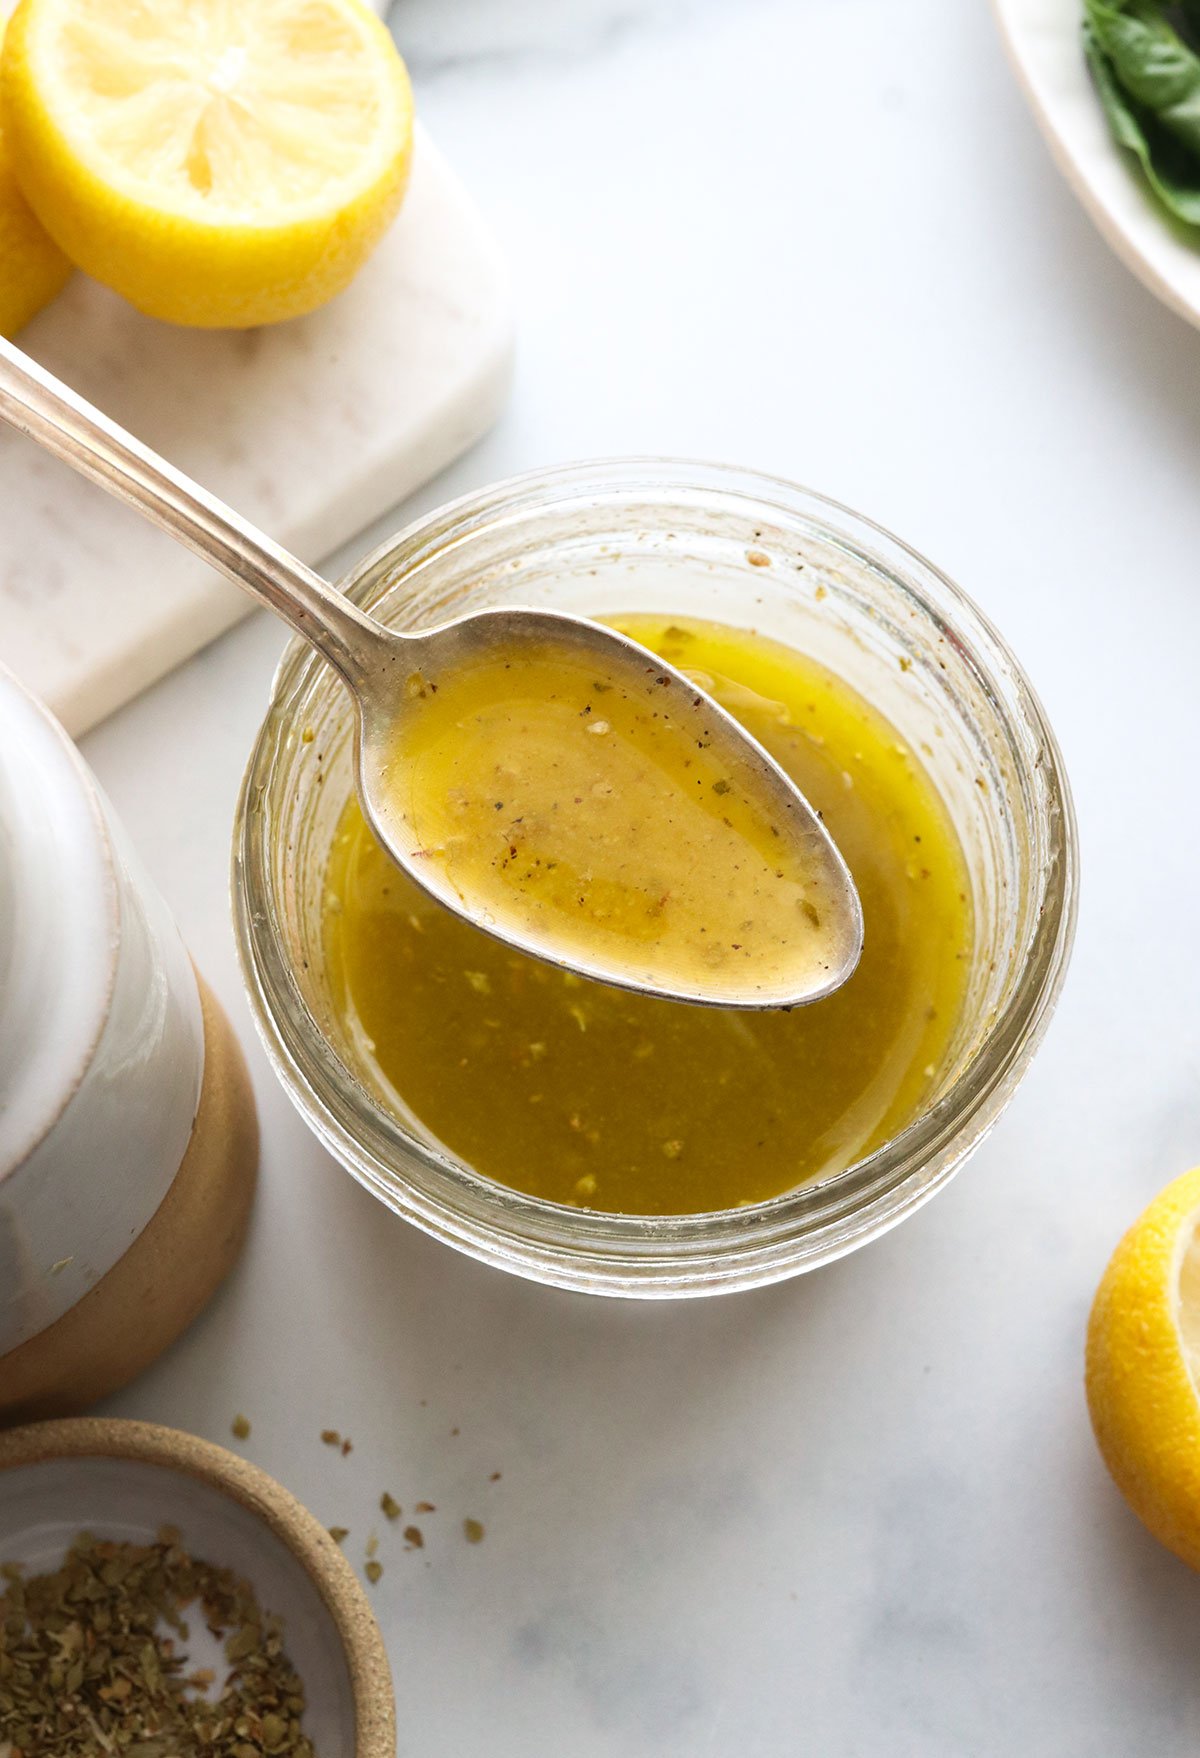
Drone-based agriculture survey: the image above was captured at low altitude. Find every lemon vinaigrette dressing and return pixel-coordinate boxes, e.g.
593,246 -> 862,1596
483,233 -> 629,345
380,634 -> 851,1002
323,616 -> 973,1217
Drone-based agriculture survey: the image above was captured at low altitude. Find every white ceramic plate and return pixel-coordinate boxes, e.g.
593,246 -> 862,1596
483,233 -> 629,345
992,0 -> 1200,327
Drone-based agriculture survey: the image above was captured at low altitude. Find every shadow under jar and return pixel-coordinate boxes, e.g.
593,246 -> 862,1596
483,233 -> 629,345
233,461 -> 1077,1298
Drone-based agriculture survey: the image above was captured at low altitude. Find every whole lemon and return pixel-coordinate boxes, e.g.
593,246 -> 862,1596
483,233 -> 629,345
0,17 -> 70,336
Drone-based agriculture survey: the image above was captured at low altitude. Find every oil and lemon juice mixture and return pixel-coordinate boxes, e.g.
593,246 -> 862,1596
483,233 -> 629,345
385,632 -> 852,1003
323,616 -> 973,1216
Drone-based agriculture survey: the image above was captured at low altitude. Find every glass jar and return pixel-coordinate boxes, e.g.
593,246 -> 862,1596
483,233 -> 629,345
233,461 -> 1077,1298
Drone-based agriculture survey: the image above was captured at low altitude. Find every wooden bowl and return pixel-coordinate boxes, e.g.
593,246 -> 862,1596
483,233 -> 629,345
0,1417 -> 395,1757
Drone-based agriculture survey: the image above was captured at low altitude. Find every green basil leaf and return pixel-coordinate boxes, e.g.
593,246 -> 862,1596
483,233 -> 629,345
1084,15 -> 1200,223
1084,0 -> 1200,154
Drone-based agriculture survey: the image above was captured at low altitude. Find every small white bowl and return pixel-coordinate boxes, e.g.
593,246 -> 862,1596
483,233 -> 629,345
0,1418 -> 395,1758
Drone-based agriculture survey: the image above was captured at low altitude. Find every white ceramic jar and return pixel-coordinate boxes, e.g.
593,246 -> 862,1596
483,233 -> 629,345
0,664 -> 257,1419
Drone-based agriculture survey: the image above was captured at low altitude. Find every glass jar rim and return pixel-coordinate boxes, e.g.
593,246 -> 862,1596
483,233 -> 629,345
233,459 -> 1078,1295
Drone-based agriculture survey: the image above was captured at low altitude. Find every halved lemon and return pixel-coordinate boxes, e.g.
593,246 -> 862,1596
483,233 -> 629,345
1086,1164 -> 1200,1570
0,19 -> 71,336
0,0 -> 413,328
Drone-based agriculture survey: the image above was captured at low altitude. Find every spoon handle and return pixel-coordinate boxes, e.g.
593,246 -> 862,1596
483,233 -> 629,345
0,335 -> 382,686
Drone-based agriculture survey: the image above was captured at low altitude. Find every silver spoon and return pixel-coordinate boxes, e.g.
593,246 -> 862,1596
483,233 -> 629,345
0,336 -> 862,1008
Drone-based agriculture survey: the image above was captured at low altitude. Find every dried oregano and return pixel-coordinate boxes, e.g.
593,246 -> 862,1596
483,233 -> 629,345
0,1528 -> 314,1757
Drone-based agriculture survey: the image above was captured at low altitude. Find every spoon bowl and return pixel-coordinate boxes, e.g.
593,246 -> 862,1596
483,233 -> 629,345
355,604 -> 863,1006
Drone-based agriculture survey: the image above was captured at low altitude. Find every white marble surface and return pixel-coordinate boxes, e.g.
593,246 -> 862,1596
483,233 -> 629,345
74,0 -> 1200,1752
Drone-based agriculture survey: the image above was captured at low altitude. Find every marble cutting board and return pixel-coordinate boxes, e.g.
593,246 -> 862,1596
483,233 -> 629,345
0,126 -> 514,735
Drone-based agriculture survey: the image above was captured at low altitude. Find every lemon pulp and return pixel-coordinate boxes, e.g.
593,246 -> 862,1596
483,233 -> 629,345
1177,1216 -> 1200,1390
323,616 -> 974,1216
